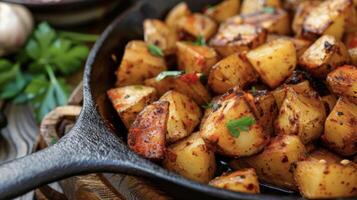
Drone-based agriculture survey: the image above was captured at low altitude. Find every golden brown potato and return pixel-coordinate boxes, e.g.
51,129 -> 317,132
176,13 -> 217,40
275,87 -> 326,144
308,148 -> 342,164
246,39 -> 297,88
116,41 -> 167,86
128,101 -> 169,160
176,41 -> 218,75
163,132 -> 216,183
209,24 -> 267,57
204,0 -> 240,22
327,65 -> 357,104
209,168 -> 260,194
165,2 -> 191,31
299,35 -> 351,79
349,48 -> 357,66
208,53 -> 258,94
240,0 -> 282,15
231,135 -> 307,190
160,90 -> 201,143
145,73 -> 211,105
107,85 -> 157,128
267,34 -> 312,57
252,91 -> 278,135
322,97 -> 357,156
321,94 -> 338,114
294,159 -> 357,199
292,1 -> 321,36
144,19 -> 177,55
200,91 -> 269,157
302,0 -> 354,40
272,81 -> 313,109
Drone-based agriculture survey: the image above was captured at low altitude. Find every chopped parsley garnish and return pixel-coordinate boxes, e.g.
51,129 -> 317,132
148,44 -> 164,57
262,7 -> 275,14
155,71 -> 184,81
251,86 -> 257,94
194,35 -> 206,46
226,116 -> 256,137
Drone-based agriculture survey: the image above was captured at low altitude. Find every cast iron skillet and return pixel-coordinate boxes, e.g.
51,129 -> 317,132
0,1 -> 353,199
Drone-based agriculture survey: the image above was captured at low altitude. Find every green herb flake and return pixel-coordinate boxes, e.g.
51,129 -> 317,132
226,116 -> 256,137
50,136 -> 58,145
194,35 -> 206,46
202,103 -> 213,109
197,73 -> 207,83
262,7 -> 275,14
155,71 -> 184,81
251,86 -> 257,94
148,44 -> 164,57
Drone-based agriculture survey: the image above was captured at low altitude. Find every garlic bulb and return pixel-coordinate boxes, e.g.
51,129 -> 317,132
0,2 -> 33,56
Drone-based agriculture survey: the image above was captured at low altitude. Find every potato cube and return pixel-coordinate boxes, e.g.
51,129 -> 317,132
210,24 -> 267,57
299,35 -> 350,79
163,132 -> 216,183
116,41 -> 167,86
160,91 -> 201,143
107,85 -> 157,128
209,168 -> 260,194
208,53 -> 258,94
327,65 -> 357,104
241,0 -> 282,15
349,48 -> 357,66
292,1 -> 321,36
176,13 -> 217,40
322,97 -> 357,156
144,19 -> 177,55
176,42 -> 218,75
252,91 -> 278,135
267,34 -> 312,57
204,0 -> 240,22
165,2 -> 191,31
247,39 -> 296,88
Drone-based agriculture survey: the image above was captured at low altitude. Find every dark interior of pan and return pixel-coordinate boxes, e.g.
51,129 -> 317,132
82,0 -> 353,199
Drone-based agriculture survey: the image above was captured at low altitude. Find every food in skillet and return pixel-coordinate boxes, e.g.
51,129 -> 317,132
108,0 -> 357,198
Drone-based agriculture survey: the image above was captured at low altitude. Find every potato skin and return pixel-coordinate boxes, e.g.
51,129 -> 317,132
176,42 -> 218,76
267,34 -> 312,57
294,159 -> 357,199
308,148 -> 342,164
292,1 -> 321,36
275,87 -> 326,144
128,101 -> 169,160
165,2 -> 191,31
299,35 -> 351,79
209,168 -> 260,194
209,24 -> 267,57
272,81 -> 313,109
322,97 -> 357,156
252,91 -> 278,136
144,19 -> 177,55
349,48 -> 357,66
200,91 -> 269,157
231,135 -> 307,190
246,39 -> 296,88
163,132 -> 216,183
176,13 -> 217,40
160,90 -> 202,143
107,85 -> 157,128
327,65 -> 357,104
204,0 -> 240,22
208,53 -> 258,94
321,94 -> 338,114
241,0 -> 282,15
116,41 -> 167,86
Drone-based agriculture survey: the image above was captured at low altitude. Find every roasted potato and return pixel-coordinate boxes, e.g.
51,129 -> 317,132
294,159 -> 357,199
299,35 -> 351,79
204,0 -> 240,22
116,41 -> 167,86
163,132 -> 216,183
252,91 -> 278,135
230,135 -> 307,190
107,85 -> 157,128
165,2 -> 191,31
327,65 -> 357,104
322,97 -> 357,156
246,39 -> 297,88
321,94 -> 338,114
208,53 -> 258,94
200,91 -> 269,157
272,81 -> 313,109
209,24 -> 267,57
240,0 -> 282,15
145,73 -> 211,105
176,13 -> 217,40
349,48 -> 357,66
302,0 -> 354,40
308,148 -> 342,164
128,101 -> 169,160
267,34 -> 312,57
176,41 -> 218,75
209,168 -> 260,194
275,87 -> 326,144
144,19 -> 177,55
292,1 -> 321,36
160,90 -> 202,143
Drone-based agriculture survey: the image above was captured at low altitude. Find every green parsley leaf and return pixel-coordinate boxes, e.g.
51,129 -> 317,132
194,35 -> 206,46
0,60 -> 18,88
59,31 -> 98,42
202,103 -> 213,109
262,7 -> 275,14
251,86 -> 257,94
226,116 -> 256,137
155,71 -> 184,81
148,44 -> 164,57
